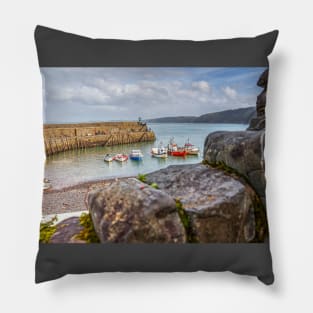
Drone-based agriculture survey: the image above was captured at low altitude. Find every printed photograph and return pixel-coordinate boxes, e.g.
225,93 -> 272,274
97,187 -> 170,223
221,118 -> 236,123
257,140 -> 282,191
40,67 -> 269,244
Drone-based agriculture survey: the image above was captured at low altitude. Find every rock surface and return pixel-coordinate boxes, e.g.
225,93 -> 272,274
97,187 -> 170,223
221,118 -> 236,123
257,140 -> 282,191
247,69 -> 268,130
146,164 -> 257,243
257,68 -> 269,89
87,178 -> 186,243
203,130 -> 266,203
49,217 -> 86,243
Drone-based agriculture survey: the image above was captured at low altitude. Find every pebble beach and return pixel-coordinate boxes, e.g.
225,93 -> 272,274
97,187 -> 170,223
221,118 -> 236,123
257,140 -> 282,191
42,177 -> 132,216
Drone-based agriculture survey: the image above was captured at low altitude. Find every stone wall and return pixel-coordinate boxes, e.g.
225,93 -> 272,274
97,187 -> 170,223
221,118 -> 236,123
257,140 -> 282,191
43,122 -> 156,156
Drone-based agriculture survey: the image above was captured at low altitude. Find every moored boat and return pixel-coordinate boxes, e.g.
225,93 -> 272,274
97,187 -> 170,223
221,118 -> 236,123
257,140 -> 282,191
114,153 -> 128,162
104,154 -> 115,162
151,147 -> 168,158
129,149 -> 144,161
184,139 -> 200,155
167,137 -> 187,157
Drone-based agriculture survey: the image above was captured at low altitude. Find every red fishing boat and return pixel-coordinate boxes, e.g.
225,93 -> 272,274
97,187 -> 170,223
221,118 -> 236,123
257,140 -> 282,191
167,138 -> 187,157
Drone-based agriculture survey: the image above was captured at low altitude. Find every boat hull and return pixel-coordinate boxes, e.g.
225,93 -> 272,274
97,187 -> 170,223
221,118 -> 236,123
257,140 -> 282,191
169,151 -> 187,157
115,158 -> 128,162
186,150 -> 200,155
130,156 -> 143,161
104,154 -> 114,162
114,154 -> 128,162
104,158 -> 114,162
152,153 -> 168,158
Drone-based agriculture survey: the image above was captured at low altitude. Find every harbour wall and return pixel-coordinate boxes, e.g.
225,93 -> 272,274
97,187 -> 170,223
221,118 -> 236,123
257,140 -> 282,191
44,122 -> 156,156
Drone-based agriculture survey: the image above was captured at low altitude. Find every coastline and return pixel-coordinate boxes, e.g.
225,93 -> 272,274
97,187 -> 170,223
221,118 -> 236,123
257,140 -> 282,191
42,176 -> 133,216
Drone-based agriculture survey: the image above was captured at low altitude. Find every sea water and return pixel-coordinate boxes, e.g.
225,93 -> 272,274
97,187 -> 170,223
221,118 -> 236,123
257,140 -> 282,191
44,123 -> 246,189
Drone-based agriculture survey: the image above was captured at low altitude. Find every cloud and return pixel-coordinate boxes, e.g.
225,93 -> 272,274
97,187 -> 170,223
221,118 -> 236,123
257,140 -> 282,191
191,81 -> 211,92
223,86 -> 237,99
41,67 -> 265,123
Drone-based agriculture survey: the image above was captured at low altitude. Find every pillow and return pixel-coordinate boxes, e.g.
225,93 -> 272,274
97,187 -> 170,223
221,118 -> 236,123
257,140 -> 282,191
35,25 -> 278,284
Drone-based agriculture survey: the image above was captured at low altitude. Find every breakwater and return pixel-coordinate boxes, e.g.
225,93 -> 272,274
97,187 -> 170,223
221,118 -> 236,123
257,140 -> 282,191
44,121 -> 156,156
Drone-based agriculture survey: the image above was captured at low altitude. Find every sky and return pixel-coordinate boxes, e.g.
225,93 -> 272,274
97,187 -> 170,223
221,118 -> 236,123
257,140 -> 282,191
41,67 -> 266,123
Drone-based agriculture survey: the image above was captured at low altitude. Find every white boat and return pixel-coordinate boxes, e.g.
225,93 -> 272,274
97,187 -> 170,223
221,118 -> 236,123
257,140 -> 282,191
151,147 -> 168,158
114,153 -> 128,162
184,139 -> 200,155
104,154 -> 114,162
129,149 -> 144,161
151,142 -> 168,158
43,178 -> 51,190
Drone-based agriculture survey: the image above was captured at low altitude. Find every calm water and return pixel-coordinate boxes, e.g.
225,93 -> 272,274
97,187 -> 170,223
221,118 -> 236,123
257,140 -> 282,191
45,123 -> 246,189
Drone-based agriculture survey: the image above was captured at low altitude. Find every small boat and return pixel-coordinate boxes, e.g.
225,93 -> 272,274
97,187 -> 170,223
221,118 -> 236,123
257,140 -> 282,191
184,139 -> 200,155
151,147 -> 168,158
129,150 -> 143,161
151,142 -> 168,158
104,154 -> 115,162
167,138 -> 187,157
114,153 -> 128,162
43,178 -> 52,190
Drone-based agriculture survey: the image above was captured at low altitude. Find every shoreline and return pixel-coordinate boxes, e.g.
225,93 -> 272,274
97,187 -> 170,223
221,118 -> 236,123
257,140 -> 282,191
42,176 -> 134,216
44,176 -> 134,193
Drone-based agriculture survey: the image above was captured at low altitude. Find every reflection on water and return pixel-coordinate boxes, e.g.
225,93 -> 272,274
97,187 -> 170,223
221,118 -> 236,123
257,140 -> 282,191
45,123 -> 246,189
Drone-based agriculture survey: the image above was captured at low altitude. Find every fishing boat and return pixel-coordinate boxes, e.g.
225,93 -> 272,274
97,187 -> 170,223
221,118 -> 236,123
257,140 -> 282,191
184,139 -> 200,155
129,149 -> 144,161
167,138 -> 187,157
104,154 -> 115,162
114,153 -> 128,162
151,146 -> 168,158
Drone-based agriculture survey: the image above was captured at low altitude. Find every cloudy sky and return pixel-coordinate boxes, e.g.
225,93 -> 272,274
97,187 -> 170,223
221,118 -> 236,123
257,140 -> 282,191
41,67 -> 266,123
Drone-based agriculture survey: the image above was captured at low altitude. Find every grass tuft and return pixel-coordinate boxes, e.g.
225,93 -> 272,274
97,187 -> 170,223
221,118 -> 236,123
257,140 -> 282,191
39,216 -> 57,243
137,173 -> 147,183
76,213 -> 100,243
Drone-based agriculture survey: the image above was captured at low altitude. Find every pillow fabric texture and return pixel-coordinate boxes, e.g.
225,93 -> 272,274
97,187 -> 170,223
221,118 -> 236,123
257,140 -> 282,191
35,25 -> 278,284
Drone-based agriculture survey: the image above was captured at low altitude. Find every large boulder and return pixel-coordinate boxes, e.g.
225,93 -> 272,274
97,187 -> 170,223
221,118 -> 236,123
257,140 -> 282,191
203,130 -> 266,204
146,164 -> 261,243
87,178 -> 186,243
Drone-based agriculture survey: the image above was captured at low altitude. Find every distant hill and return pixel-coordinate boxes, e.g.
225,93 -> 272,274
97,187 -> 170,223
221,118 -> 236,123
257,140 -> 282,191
146,107 -> 256,124
146,116 -> 197,123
